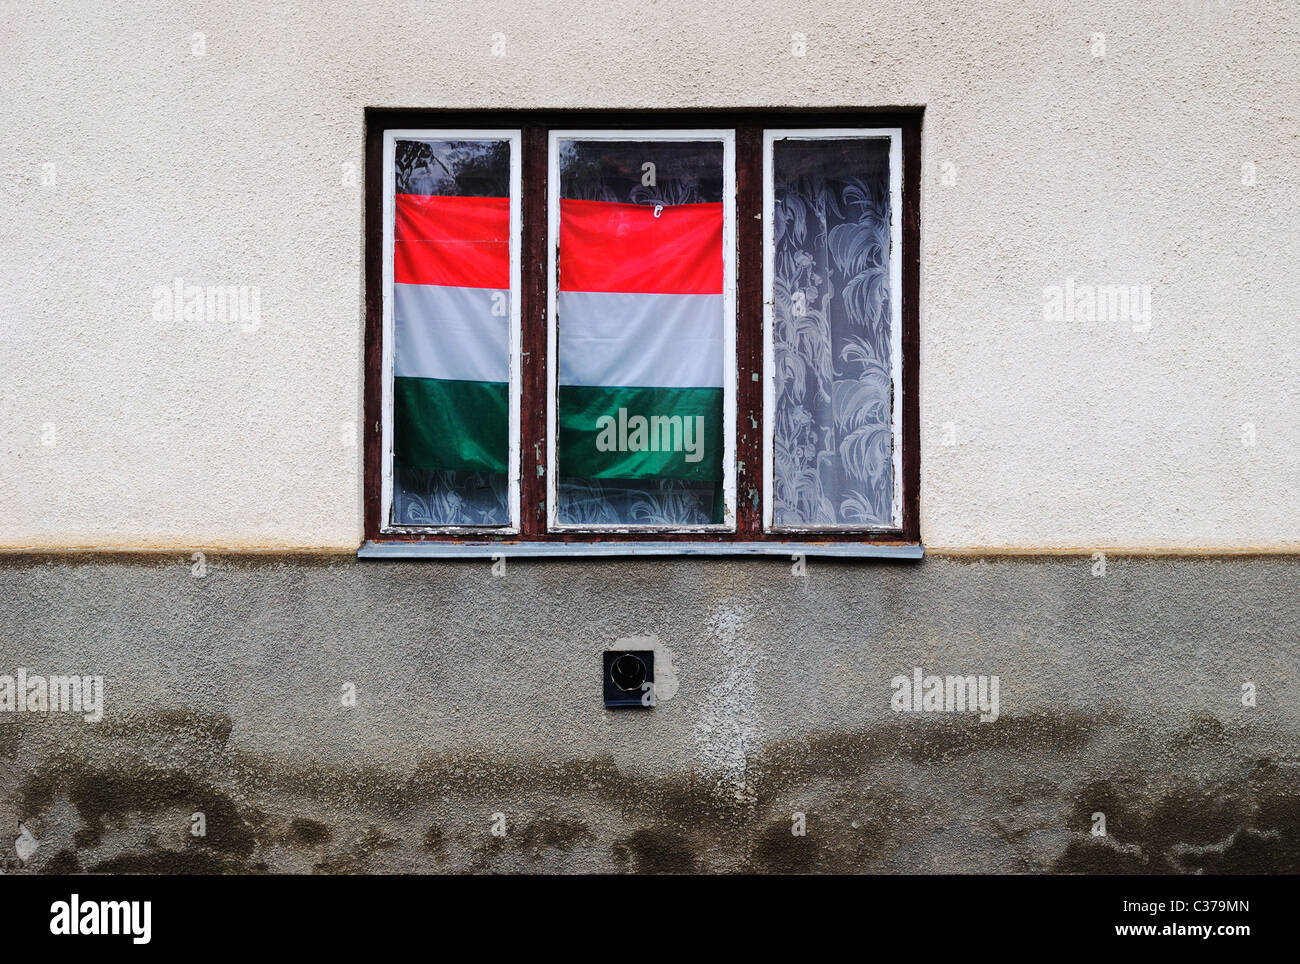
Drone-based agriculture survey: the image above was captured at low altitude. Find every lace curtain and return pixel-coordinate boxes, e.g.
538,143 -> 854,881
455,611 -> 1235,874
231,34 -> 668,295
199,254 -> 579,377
770,137 -> 895,527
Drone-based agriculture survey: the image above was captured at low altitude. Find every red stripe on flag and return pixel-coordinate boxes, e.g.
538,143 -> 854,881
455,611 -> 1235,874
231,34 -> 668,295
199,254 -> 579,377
559,200 -> 722,295
394,194 -> 509,289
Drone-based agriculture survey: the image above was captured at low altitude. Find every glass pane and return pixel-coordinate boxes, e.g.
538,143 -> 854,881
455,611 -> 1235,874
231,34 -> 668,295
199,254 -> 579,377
555,139 -> 726,526
770,137 -> 894,527
391,138 -> 512,526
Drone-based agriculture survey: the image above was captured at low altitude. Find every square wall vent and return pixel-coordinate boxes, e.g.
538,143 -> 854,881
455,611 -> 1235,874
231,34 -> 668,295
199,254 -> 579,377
603,650 -> 655,709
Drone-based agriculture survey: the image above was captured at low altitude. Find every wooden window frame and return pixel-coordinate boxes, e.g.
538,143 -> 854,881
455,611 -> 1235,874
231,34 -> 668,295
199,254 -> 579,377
762,127 -> 905,534
379,128 -> 523,535
546,127 -> 738,534
364,108 -> 921,551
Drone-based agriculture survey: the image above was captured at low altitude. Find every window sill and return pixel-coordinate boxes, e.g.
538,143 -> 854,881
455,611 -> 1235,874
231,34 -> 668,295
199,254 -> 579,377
358,540 -> 924,560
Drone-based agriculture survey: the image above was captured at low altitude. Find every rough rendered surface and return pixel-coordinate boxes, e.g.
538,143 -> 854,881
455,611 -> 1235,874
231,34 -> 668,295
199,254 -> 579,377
2,555 -> 1296,873
2,1 -> 1299,551
1,1 -> 1297,874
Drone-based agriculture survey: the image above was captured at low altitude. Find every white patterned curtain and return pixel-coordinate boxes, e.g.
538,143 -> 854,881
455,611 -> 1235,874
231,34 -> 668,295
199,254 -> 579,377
771,137 -> 895,526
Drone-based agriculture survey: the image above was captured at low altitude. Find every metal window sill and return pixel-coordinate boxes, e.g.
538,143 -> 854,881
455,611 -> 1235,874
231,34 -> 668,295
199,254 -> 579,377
358,540 -> 924,560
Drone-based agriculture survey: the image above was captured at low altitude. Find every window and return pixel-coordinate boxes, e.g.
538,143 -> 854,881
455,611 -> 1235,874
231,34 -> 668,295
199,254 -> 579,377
549,131 -> 736,530
765,130 -> 902,531
364,111 -> 919,554
381,131 -> 521,531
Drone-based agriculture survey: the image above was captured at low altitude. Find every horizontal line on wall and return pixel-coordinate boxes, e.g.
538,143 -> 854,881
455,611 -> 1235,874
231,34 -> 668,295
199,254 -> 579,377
358,540 -> 926,560
0,544 -> 360,555
926,546 -> 1300,557
3,545 -> 1297,559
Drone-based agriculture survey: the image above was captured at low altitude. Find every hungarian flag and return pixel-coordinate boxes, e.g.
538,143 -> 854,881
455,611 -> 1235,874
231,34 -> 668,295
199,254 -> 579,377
391,192 -> 510,475
557,199 -> 724,483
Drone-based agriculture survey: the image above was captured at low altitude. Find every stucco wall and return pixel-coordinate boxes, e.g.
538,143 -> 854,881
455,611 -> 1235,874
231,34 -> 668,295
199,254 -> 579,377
2,553 -> 1297,873
3,0 -> 1298,551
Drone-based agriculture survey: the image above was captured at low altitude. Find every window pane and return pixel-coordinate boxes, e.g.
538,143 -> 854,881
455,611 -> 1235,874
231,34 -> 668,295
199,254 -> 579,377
555,139 -> 727,526
390,138 -> 513,526
770,136 -> 895,527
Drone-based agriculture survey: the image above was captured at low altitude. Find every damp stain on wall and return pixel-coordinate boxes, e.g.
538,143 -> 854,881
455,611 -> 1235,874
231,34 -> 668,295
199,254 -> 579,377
3,707 -> 1299,874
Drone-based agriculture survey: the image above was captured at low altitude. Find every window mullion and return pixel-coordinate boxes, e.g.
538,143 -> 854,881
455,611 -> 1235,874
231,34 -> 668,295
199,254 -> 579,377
520,124 -> 548,537
735,125 -> 764,539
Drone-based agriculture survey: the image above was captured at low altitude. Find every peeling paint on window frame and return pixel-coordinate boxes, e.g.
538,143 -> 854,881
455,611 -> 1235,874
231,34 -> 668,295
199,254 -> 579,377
362,109 -> 921,554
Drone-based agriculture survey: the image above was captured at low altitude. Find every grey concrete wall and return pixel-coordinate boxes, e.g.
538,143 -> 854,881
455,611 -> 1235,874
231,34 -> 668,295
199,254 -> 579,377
1,553 -> 1297,873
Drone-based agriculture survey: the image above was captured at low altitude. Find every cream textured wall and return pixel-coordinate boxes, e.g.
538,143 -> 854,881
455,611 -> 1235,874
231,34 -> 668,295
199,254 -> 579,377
2,0 -> 1297,551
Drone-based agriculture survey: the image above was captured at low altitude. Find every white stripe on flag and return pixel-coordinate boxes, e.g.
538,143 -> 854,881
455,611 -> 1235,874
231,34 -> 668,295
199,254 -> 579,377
557,291 -> 723,388
394,283 -> 509,383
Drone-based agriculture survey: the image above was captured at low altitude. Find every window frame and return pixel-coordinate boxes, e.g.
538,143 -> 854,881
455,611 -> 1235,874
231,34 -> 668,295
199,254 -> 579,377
364,109 -> 921,550
763,127 -> 905,533
546,128 -> 738,534
379,128 -> 523,535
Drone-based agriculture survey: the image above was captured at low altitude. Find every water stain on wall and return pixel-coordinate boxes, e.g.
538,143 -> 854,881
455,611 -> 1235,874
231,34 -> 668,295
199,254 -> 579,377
4,707 -> 1297,874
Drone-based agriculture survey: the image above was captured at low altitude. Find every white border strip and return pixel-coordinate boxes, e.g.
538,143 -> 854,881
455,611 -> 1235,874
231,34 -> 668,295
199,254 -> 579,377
546,129 -> 737,533
762,128 -> 905,532
380,129 -> 523,534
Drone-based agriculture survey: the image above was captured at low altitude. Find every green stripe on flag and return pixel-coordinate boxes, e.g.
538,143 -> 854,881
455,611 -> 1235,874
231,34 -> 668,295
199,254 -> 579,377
394,376 -> 508,474
558,385 -> 723,481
